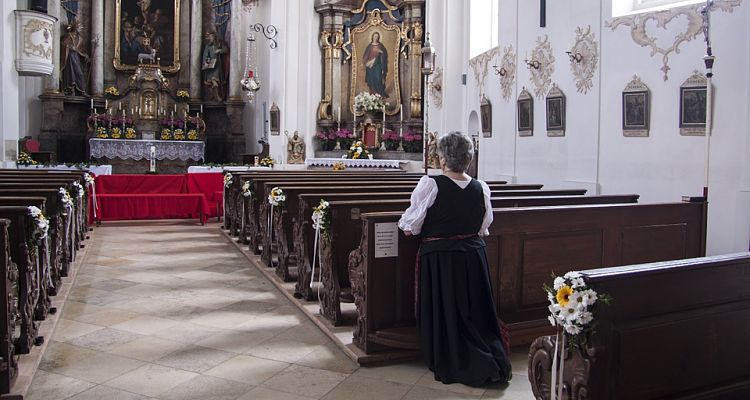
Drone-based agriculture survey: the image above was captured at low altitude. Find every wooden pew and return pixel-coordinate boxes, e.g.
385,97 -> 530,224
349,199 -> 706,354
0,207 -> 45,355
0,219 -> 18,394
528,253 -> 750,399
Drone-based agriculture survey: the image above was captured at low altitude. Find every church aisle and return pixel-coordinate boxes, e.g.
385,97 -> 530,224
26,221 -> 532,400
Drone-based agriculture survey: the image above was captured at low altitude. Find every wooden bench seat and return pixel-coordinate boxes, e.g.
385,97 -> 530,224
528,253 -> 750,399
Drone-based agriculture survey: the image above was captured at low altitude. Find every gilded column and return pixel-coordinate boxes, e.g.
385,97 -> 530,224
189,0 -> 203,98
43,0 -> 60,92
90,0 -> 104,95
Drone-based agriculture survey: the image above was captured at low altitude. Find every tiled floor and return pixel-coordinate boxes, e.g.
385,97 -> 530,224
27,220 -> 534,400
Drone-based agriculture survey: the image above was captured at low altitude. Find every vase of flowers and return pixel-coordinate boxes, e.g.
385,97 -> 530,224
346,140 -> 370,160
335,129 -> 354,150
125,127 -> 137,139
315,131 -> 337,151
354,92 -> 385,116
104,86 -> 119,99
18,152 -> 37,166
110,127 -> 122,139
176,89 -> 190,103
402,131 -> 423,153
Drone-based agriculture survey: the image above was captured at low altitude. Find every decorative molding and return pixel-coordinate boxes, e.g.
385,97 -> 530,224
529,35 -> 555,100
680,70 -> 708,136
623,75 -> 650,137
14,10 -> 57,76
569,26 -> 598,94
606,0 -> 742,81
499,45 -> 517,102
429,67 -> 443,109
469,46 -> 500,100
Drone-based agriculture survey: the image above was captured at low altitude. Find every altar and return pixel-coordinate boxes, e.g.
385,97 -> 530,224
89,138 -> 204,174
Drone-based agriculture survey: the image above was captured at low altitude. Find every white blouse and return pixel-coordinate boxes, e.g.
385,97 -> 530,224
397,175 -> 493,236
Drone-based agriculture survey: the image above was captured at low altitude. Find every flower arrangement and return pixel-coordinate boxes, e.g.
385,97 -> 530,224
187,129 -> 198,141
332,161 -> 346,171
223,173 -> 233,188
381,130 -> 400,151
346,141 -> 370,160
96,126 -> 108,139
173,129 -> 185,140
125,127 -> 137,139
402,130 -> 423,153
176,89 -> 190,101
315,130 -> 338,151
311,199 -> 330,233
259,157 -> 274,167
110,127 -> 122,139
241,181 -> 252,198
71,181 -> 84,200
18,152 -> 37,166
27,206 -> 49,243
354,92 -> 385,113
58,187 -> 73,214
160,117 -> 185,129
544,271 -> 610,346
334,129 -> 354,149
104,86 -> 119,97
268,187 -> 286,206
84,173 -> 95,187
160,129 -> 172,140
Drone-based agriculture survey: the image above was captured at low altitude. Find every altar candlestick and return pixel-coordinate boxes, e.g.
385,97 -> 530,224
399,104 -> 403,137
382,105 -> 386,136
105,99 -> 108,111
170,111 -> 174,130
174,104 -> 177,113
90,98 -> 94,110
200,104 -> 203,113
122,109 -> 126,132
119,102 -> 122,111
353,113 -> 357,136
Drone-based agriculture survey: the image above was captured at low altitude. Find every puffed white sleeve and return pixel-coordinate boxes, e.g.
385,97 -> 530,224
398,175 -> 437,235
479,180 -> 493,237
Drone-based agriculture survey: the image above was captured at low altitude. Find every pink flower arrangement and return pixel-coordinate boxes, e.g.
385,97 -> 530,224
402,130 -> 423,153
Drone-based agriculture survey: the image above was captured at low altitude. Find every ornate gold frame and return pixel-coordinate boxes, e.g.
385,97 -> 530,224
349,10 -> 401,116
114,0 -> 181,73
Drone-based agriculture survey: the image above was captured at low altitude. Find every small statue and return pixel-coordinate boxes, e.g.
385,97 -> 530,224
427,131 -> 439,169
286,130 -> 305,164
202,31 -> 227,101
61,19 -> 90,95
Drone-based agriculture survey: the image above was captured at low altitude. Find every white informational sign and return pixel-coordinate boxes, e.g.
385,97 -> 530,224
374,222 -> 399,258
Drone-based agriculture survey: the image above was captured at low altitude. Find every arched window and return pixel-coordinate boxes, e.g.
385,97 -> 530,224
613,0 -> 706,17
470,0 -> 499,59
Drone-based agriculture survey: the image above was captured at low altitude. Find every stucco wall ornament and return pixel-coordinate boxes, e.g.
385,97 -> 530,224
429,66 -> 443,109
606,0 -> 742,81
469,46 -> 500,100
528,35 -> 555,100
569,25 -> 598,94
14,10 -> 57,76
498,45 -> 516,102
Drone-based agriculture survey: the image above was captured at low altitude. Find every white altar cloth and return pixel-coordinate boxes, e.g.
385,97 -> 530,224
187,166 -> 272,173
89,138 -> 205,161
305,158 -> 404,169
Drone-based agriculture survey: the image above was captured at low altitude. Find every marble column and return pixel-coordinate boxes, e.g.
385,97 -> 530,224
90,0 -> 104,95
227,0 -> 243,100
189,0 -> 203,98
43,0 -> 61,93
103,0 -> 115,85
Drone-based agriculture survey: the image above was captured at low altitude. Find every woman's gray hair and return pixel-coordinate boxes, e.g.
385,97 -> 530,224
437,132 -> 474,172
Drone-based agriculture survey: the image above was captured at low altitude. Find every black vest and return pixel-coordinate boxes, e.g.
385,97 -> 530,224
421,175 -> 485,238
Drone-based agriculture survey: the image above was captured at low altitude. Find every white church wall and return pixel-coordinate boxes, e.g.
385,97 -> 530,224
467,0 -> 750,254
0,0 -> 23,166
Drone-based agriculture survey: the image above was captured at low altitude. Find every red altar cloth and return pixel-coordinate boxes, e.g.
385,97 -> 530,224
96,174 -> 188,195
186,173 -> 223,217
96,194 -> 209,222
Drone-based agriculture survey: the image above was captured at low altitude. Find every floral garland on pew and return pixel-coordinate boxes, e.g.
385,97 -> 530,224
71,181 -> 85,236
59,187 -> 76,261
84,173 -> 97,220
544,271 -> 611,400
28,205 -> 53,287
266,187 -> 286,248
241,181 -> 252,198
310,199 -> 330,294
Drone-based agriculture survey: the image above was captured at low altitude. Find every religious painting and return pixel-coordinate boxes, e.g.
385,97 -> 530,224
622,76 -> 650,137
546,84 -> 565,137
680,88 -> 707,127
114,0 -> 181,73
517,88 -> 533,137
480,96 -> 492,137
350,10 -> 402,115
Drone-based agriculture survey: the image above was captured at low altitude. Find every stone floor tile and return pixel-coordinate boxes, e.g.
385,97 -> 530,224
204,355 -> 289,385
51,318 -> 105,342
158,375 -> 254,400
25,370 -> 95,400
245,337 -> 322,363
150,321 -> 225,344
321,375 -> 411,400
39,342 -> 145,384
353,361 -> 428,385
402,386 -> 481,400
414,372 -> 486,397
217,299 -> 281,315
155,344 -> 236,373
73,307 -> 141,327
80,278 -> 141,292
111,315 -> 181,335
105,364 -> 198,398
188,310 -> 257,330
294,343 -> 359,374
237,387 -> 313,400
65,327 -> 144,351
481,377 -> 533,399
67,385 -> 154,400
195,329 -> 275,354
107,336 -> 187,362
261,365 -> 348,399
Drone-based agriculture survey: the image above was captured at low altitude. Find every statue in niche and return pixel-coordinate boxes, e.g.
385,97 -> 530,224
60,19 -> 89,95
427,131 -> 439,169
363,32 -> 388,97
286,130 -> 305,164
202,31 -> 227,101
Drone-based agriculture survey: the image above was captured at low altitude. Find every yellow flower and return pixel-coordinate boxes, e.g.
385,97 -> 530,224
556,285 -> 573,308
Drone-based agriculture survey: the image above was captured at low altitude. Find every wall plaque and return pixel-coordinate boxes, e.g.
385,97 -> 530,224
374,222 -> 398,258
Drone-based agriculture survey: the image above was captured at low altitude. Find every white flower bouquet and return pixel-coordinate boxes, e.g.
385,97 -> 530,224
545,271 -> 610,341
347,141 -> 370,160
268,187 -> 286,206
27,206 -> 49,243
84,173 -> 95,187
72,181 -> 84,199
223,173 -> 233,188
241,181 -> 252,198
59,187 -> 73,214
354,92 -> 385,113
311,199 -> 330,232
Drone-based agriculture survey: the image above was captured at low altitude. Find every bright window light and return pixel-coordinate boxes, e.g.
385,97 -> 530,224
612,0 -> 706,17
470,0 -> 498,58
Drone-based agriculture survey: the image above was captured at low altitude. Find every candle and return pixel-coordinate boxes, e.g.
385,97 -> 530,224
174,104 -> 177,113
399,104 -> 403,137
105,99 -> 108,110
90,98 -> 94,110
119,102 -> 122,111
337,106 -> 341,123
200,104 -> 203,113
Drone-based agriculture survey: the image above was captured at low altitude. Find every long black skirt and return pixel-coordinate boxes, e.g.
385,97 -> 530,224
418,245 -> 512,386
